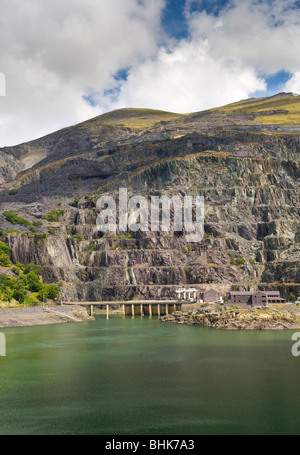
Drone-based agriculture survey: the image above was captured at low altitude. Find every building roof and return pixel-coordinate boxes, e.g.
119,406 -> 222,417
228,291 -> 254,295
228,291 -> 281,296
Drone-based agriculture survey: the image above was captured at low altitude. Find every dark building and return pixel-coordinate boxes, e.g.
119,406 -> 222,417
199,289 -> 221,303
226,291 -> 285,307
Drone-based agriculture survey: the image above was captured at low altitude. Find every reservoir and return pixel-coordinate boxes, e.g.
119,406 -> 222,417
0,316 -> 300,435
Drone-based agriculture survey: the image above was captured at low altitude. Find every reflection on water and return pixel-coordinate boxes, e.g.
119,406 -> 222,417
0,316 -> 299,435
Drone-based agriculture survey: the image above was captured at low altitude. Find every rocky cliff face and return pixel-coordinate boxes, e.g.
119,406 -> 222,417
0,151 -> 24,185
0,93 -> 299,301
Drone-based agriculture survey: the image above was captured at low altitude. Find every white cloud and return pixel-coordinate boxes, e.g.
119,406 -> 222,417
284,72 -> 300,93
0,0 -> 165,146
186,0 -> 300,74
0,0 -> 299,147
105,0 -> 300,112
107,41 -> 266,112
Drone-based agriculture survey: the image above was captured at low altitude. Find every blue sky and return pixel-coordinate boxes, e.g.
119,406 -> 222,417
92,0 -> 300,114
0,0 -> 300,146
160,0 -> 295,97
162,0 -> 229,39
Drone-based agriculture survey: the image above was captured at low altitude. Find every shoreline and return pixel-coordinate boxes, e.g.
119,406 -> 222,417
0,305 -> 94,329
160,303 -> 300,330
1,302 -> 300,331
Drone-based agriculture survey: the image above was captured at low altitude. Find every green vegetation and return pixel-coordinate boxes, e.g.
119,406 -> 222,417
289,293 -> 296,302
5,230 -> 32,236
85,108 -> 182,130
112,233 -> 134,239
48,227 -> 56,235
215,93 -> 300,125
34,233 -> 47,246
8,189 -> 18,195
68,197 -> 80,207
0,260 -> 60,305
33,220 -> 43,227
23,263 -> 43,275
230,254 -> 245,265
11,265 -> 21,276
84,243 -> 96,252
235,257 -> 245,265
0,254 -> 12,267
0,241 -> 12,257
42,210 -> 64,222
4,210 -> 35,231
71,234 -> 83,242
0,241 -> 12,267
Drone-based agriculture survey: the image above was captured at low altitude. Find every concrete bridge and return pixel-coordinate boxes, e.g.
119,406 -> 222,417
61,300 -> 183,318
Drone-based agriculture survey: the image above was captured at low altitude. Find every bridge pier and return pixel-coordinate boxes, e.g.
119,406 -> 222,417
62,300 -> 183,318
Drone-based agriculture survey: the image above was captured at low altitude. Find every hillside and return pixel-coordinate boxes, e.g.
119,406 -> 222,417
0,93 -> 299,303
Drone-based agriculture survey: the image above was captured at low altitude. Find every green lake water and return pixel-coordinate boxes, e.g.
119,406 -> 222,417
0,316 -> 300,435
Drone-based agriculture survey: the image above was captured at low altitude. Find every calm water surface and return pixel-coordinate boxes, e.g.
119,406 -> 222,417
0,316 -> 300,435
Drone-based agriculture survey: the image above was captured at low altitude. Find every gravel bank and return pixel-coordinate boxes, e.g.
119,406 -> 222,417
0,305 -> 94,328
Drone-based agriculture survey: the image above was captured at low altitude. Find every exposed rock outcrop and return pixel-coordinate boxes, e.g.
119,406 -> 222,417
161,304 -> 300,330
0,94 -> 299,303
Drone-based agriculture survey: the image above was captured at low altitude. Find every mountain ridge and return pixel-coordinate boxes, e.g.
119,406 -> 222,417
0,92 -> 299,304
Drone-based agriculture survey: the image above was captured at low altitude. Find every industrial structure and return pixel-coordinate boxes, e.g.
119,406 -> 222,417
226,291 -> 285,307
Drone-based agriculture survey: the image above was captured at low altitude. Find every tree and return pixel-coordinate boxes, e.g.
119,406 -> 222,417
289,293 -> 296,302
3,287 -> 14,302
13,286 -> 27,304
46,284 -> 60,299
23,263 -> 43,275
26,271 -> 43,292
0,253 -> 12,267
235,257 -> 245,265
0,241 -> 12,256
37,284 -> 49,302
0,274 -> 15,291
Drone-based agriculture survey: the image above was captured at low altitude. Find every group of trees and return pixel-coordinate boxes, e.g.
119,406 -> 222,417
0,241 -> 60,305
0,241 -> 13,267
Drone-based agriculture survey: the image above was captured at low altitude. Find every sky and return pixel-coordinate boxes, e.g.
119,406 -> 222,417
0,0 -> 300,147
